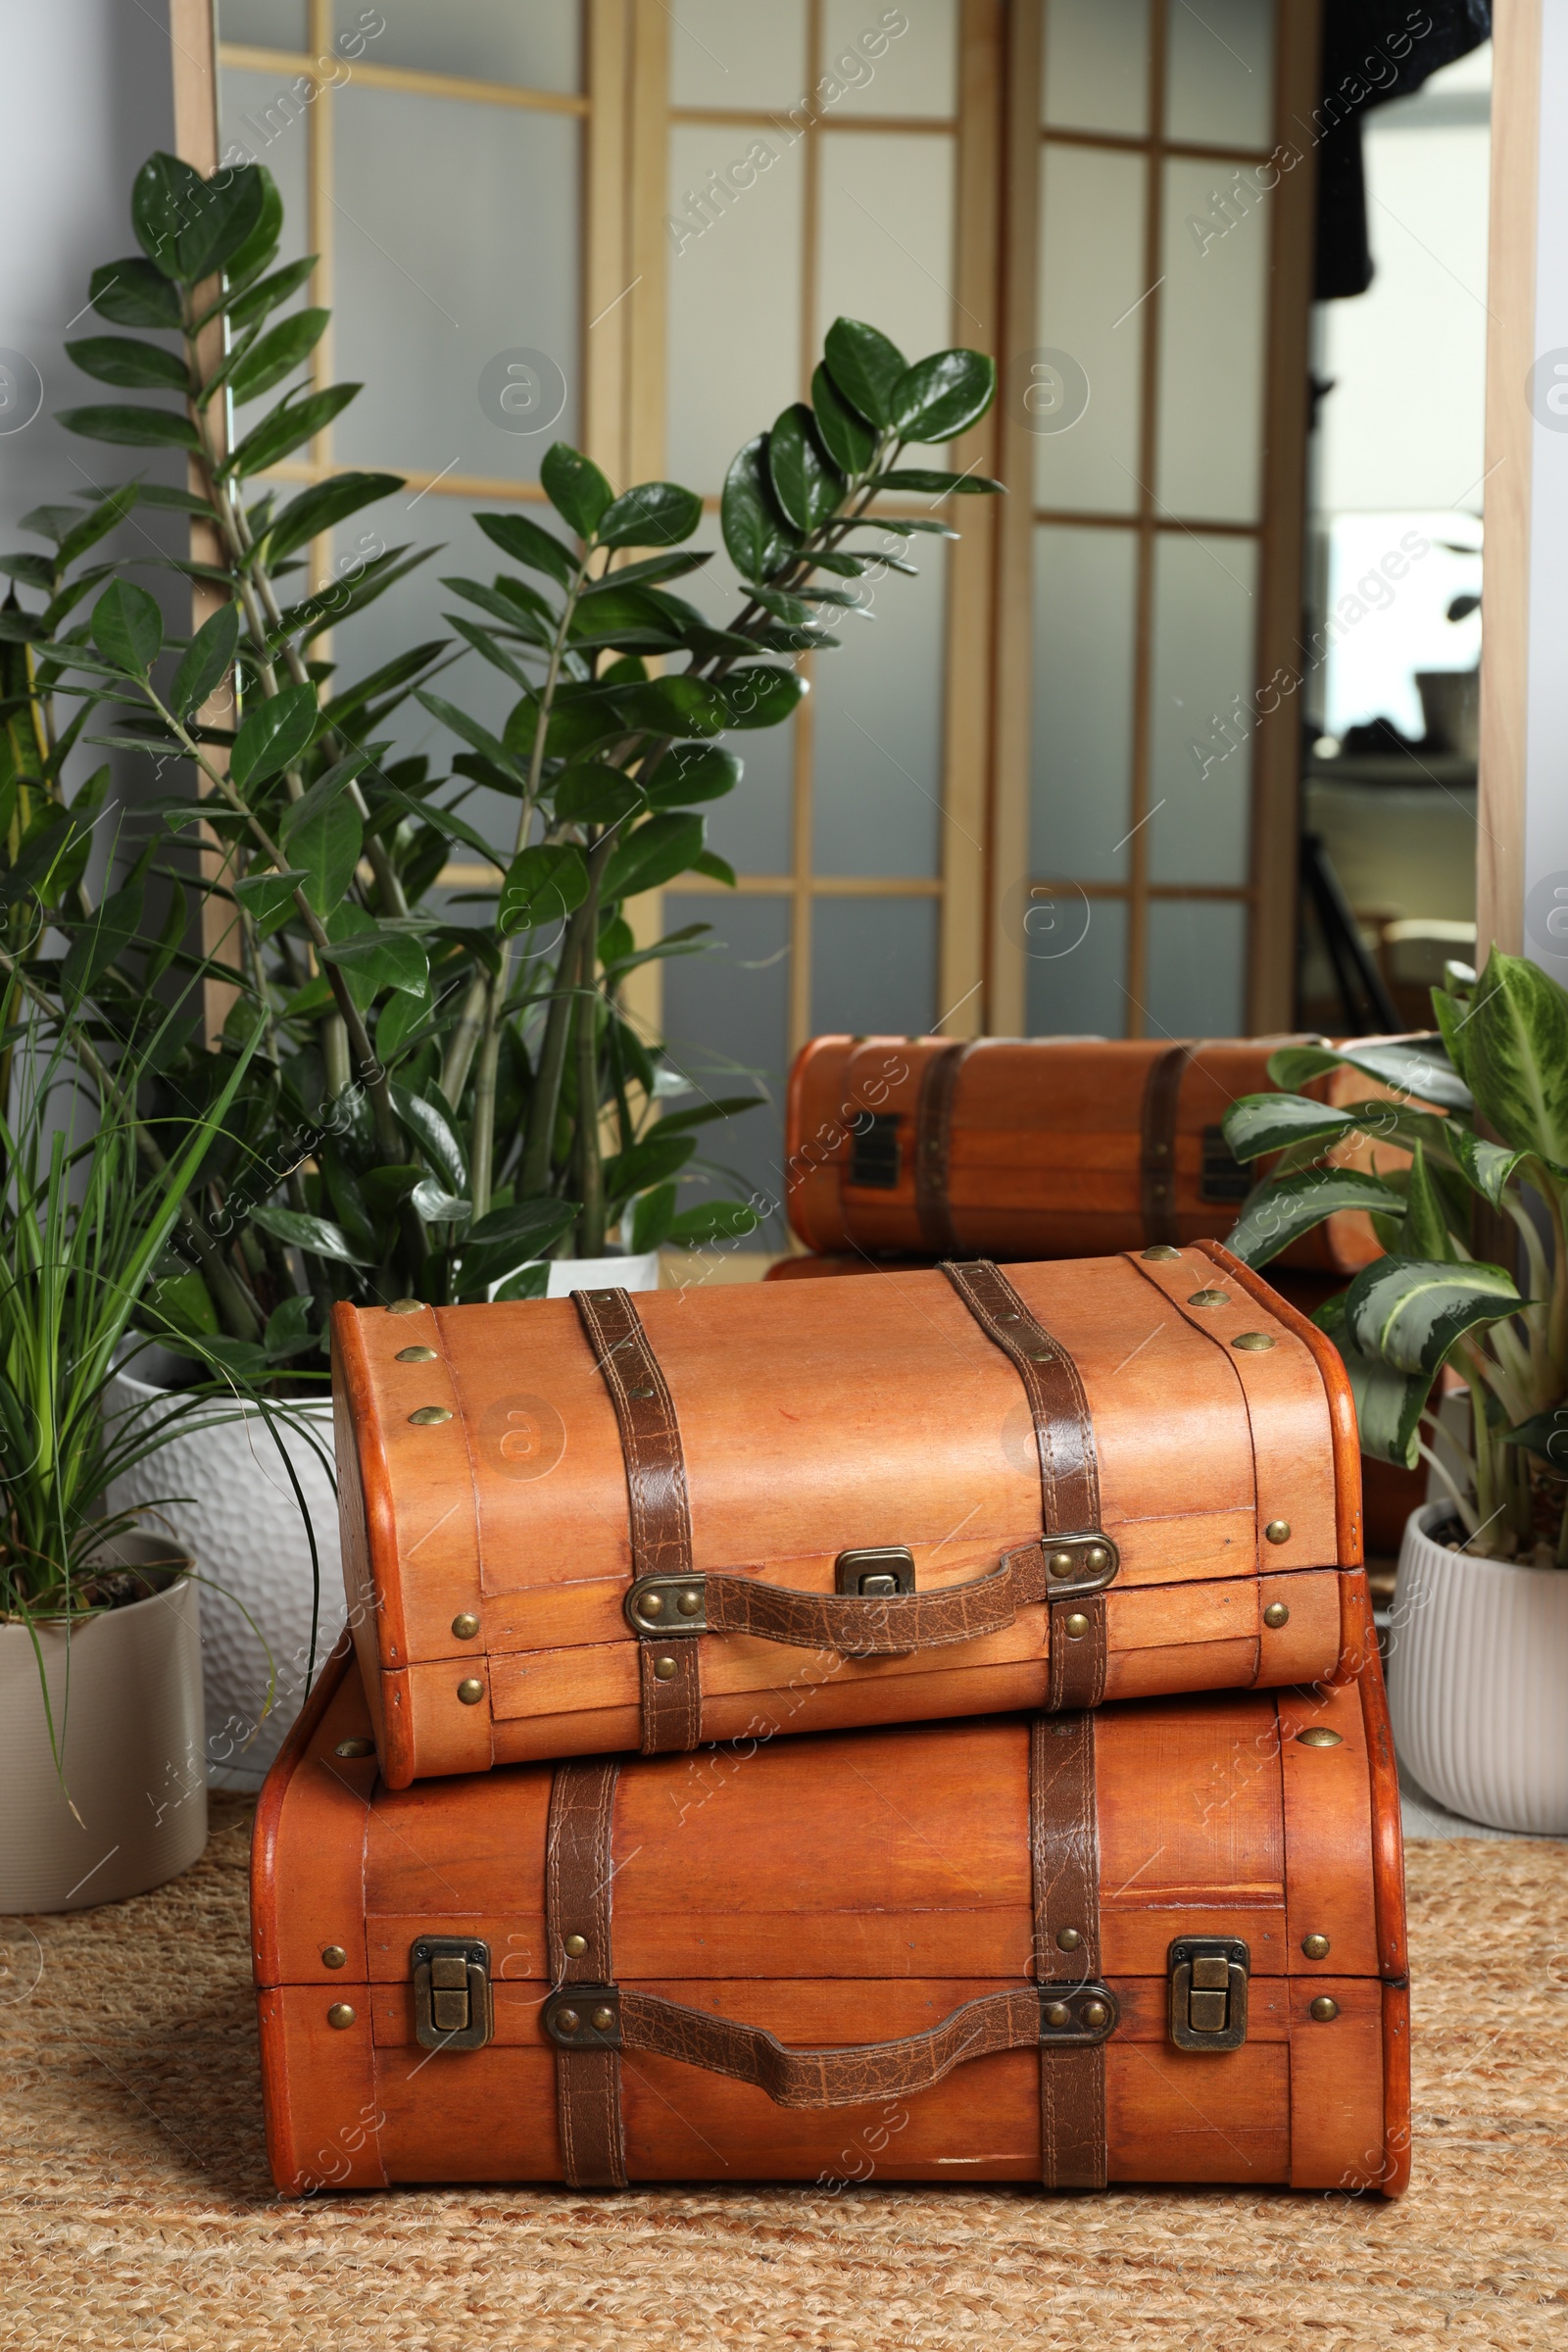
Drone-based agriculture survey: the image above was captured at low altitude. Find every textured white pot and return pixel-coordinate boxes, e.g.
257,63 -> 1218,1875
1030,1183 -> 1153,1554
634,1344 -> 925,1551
543,1251 -> 662,1298
105,1370 -> 343,1791
0,1534 -> 206,1912
1388,1501 -> 1568,1834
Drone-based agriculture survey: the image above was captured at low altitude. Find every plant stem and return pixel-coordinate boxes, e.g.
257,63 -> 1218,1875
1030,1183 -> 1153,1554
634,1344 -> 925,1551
439,973 -> 487,1110
573,912 -> 605,1254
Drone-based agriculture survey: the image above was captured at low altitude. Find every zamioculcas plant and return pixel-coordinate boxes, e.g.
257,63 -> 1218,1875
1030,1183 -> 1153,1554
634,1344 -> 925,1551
1219,950 -> 1568,1563
34,148 -> 1002,1370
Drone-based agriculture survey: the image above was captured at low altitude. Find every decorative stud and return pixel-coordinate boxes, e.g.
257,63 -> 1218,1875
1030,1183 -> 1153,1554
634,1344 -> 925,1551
677,1588 -> 703,1616
408,1405 -> 453,1426
334,1738 -> 375,1759
1310,1995 -> 1340,2023
452,1612 -> 480,1641
1081,1999 -> 1109,2030
591,2007 -> 615,2033
1049,1550 -> 1074,1579
1301,1934 -> 1331,1961
640,1591 -> 665,1617
1296,1726 -> 1343,1748
457,1678 -> 485,1705
1188,1289 -> 1229,1308
1055,1927 -> 1082,1952
1263,1600 -> 1290,1629
395,1345 -> 438,1363
556,2007 -> 581,2034
653,1656 -> 678,1681
1232,1332 -> 1276,1351
387,1298 -> 423,1314
1141,1246 -> 1181,1261
1044,2000 -> 1071,2029
1064,1612 -> 1090,1640
1265,1519 -> 1292,1544
564,1934 -> 588,1958
321,1945 -> 347,1970
1085,1544 -> 1108,1572
326,2003 -> 357,2030
627,1386 -> 655,1400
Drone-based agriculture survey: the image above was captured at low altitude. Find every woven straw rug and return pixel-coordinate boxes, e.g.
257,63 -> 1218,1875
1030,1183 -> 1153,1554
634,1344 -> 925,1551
2,1799 -> 1566,2352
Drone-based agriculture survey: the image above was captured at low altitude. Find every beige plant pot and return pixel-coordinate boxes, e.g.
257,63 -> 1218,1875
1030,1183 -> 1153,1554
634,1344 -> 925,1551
0,1532 -> 207,1913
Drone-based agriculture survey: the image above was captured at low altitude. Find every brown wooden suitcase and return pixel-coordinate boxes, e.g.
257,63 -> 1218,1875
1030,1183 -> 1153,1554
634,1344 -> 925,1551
784,1034 -> 1407,1272
334,1242 -> 1370,1789
252,1638 -> 1409,2195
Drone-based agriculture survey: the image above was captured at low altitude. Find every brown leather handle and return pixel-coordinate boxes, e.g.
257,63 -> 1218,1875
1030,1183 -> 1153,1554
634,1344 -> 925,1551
625,1537 -> 1117,1656
545,1984 -> 1116,2111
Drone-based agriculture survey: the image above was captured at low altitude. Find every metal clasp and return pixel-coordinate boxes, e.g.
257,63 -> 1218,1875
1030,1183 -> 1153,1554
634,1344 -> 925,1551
1040,1533 -> 1119,1593
412,1936 -> 493,2051
1168,1936 -> 1249,2051
835,1545 -> 916,1598
1039,1982 -> 1118,2044
625,1573 -> 708,1635
543,1985 -> 622,2048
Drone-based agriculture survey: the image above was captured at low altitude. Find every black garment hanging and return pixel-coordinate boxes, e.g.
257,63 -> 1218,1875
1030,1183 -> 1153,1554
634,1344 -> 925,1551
1314,0 -> 1491,300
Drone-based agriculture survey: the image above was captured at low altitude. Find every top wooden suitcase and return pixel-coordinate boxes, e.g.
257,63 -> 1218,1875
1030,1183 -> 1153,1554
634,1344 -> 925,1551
333,1242 -> 1369,1789
784,1034 -> 1408,1272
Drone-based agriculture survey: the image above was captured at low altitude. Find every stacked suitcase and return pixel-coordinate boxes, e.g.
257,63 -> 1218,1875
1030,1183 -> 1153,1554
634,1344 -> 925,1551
254,1188 -> 1411,2196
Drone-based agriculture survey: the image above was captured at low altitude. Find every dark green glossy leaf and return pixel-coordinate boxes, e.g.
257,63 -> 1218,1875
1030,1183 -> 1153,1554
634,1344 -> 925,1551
233,867 -> 306,939
630,1183 -> 676,1252
279,748 -> 374,843
132,152 -> 270,281
822,318 -> 907,428
643,744 -> 741,808
613,675 -> 729,738
227,307 -> 329,404
320,926 -> 430,999
474,510 -> 575,586
60,859 -> 147,1000
227,383 -> 358,478
1265,1035 -> 1472,1115
392,1084 -> 468,1192
250,1203 -> 372,1267
597,481 -> 703,549
1225,1165 -> 1409,1267
887,348 -> 997,441
875,467 -> 1003,495
230,681 -> 318,787
289,797 -> 362,916
721,433 -> 797,581
266,470 -> 403,564
220,168 -> 284,287
57,403 -> 198,451
415,688 -> 526,783
1503,1406 -> 1568,1469
1460,948 -> 1568,1166
768,405 -> 844,533
600,810 -> 706,903
541,443 -> 613,539
555,761 -> 642,827
411,1178 -> 470,1223
89,257 -> 181,329
811,362 -> 876,475
604,1130 -> 697,1197
57,481 -> 142,568
91,579 -> 163,674
227,253 -> 318,331
579,550 -> 710,593
1345,1253 -> 1523,1377
1313,1294 -> 1428,1470
718,665 -> 807,730
499,843 -> 589,935
666,1198 -> 762,1245
65,335 -> 188,391
456,1199 -> 578,1298
171,599 -> 239,718
1222,1092 -> 1357,1162
1402,1142 -> 1460,1261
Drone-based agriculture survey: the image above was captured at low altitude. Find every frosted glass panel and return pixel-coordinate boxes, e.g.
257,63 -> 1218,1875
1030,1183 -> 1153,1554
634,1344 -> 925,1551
1146,900 -> 1247,1036
670,0 -> 808,111
1031,526 -> 1137,881
332,90 -> 579,482
1165,0 -> 1273,150
1025,895 -> 1127,1036
333,1 -> 581,91
1156,156 -> 1266,522
1035,144 -> 1146,514
811,897 -> 938,1036
218,69 -> 311,235
662,894 -> 790,1240
1148,532 -> 1258,887
219,0 -> 307,46
675,549 -> 794,873
1042,0 -> 1150,135
667,124 -> 805,494
816,133 -> 955,367
821,0 -> 957,117
812,549 -> 946,878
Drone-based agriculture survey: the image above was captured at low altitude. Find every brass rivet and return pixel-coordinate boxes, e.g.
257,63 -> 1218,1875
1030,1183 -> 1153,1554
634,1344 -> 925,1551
557,2007 -> 580,2034
1055,1927 -> 1082,1952
333,1738 -> 374,1759
1085,1544 -> 1108,1571
1028,1349 -> 1055,1362
1265,1519 -> 1292,1545
627,1386 -> 655,1399
594,1291 -> 616,1300
653,1655 -> 678,1681
1310,1995 -> 1340,2023
395,1344 -> 438,1363
1151,1141 -> 1169,1159
408,1404 -> 453,1426
999,1311 -> 1021,1322
1302,1934 -> 1331,1961
1049,1549 -> 1074,1579
564,1934 -> 588,1958
326,2002 -> 356,2030
1188,1289 -> 1229,1307
452,1612 -> 480,1641
321,1945 -> 347,1970
1297,1726 -> 1343,1748
1064,1612 -> 1090,1640
1233,1332 -> 1276,1351
1044,1999 -> 1071,2029
1141,1246 -> 1181,1261
677,1588 -> 703,1616
387,1298 -> 423,1314
1263,1600 -> 1290,1629
1081,1999 -> 1108,2030
591,2006 -> 615,2032
640,1591 -> 665,1617
457,1677 -> 485,1705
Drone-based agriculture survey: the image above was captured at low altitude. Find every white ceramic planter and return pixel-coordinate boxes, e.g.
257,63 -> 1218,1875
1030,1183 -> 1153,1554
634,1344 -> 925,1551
105,1370 -> 343,1791
0,1534 -> 206,1912
1388,1501 -> 1568,1834
542,1251 -> 662,1298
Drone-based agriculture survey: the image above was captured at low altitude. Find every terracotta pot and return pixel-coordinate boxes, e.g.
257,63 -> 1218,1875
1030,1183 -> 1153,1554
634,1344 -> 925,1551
105,1371 -> 342,1790
0,1532 -> 206,1913
1387,1502 -> 1568,1833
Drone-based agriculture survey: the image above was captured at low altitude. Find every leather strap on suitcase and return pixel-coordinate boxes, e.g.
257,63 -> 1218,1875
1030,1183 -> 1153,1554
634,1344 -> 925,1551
1139,1042 -> 1193,1246
913,1038 -> 972,1253
545,1712 -> 1113,2190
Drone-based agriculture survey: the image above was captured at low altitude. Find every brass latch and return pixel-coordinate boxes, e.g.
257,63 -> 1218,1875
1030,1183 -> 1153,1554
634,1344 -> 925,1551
835,1545 -> 916,1597
412,1936 -> 493,2051
1168,1936 -> 1249,2052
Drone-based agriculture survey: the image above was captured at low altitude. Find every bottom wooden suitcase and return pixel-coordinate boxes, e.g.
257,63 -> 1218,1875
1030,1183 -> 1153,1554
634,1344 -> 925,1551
253,1639 -> 1409,2196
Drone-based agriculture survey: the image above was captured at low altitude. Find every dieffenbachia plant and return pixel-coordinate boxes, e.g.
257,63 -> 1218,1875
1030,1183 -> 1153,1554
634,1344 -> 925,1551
1220,951 -> 1568,1563
27,149 -> 1000,1372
